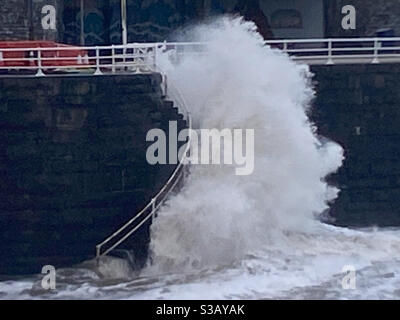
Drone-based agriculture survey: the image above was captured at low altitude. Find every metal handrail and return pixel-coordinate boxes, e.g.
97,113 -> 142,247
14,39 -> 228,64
156,38 -> 400,65
0,43 -> 159,75
263,37 -> 400,65
95,59 -> 192,260
1,37 -> 400,77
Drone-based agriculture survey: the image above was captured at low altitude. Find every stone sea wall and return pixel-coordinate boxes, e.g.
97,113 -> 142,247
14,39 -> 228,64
311,63 -> 400,227
0,73 -> 186,274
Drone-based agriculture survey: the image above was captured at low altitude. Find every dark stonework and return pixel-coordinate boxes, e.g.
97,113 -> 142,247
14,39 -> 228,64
232,0 -> 273,40
0,0 -> 63,41
0,0 -> 30,40
0,73 -> 187,275
311,64 -> 400,227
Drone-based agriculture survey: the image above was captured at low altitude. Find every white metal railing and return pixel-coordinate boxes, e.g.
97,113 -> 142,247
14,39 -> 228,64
264,37 -> 400,65
0,42 -> 206,76
150,37 -> 400,64
0,43 -> 160,75
162,37 -> 400,65
0,37 -> 400,77
95,69 -> 192,261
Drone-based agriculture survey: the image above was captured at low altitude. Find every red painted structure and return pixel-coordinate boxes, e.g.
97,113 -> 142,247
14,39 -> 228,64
0,41 -> 90,68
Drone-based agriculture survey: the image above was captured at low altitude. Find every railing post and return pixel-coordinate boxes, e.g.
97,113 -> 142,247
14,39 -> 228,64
153,44 -> 157,71
283,40 -> 288,53
372,38 -> 380,64
163,74 -> 168,97
94,47 -> 102,75
28,51 -> 35,67
111,45 -> 116,73
35,49 -> 45,77
123,45 -> 127,65
326,39 -> 334,65
133,46 -> 141,74
96,245 -> 100,266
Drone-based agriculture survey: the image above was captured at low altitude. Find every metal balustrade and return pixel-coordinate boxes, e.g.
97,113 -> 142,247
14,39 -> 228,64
264,37 -> 400,65
0,43 -> 159,75
1,37 -> 400,77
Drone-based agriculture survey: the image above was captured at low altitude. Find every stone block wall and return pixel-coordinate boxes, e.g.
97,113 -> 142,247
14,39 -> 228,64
0,73 -> 187,274
311,63 -> 400,227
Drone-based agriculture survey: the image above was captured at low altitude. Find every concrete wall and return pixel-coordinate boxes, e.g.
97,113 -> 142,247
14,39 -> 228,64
0,73 -> 187,274
311,63 -> 400,227
325,0 -> 400,37
0,0 -> 30,40
0,0 -> 274,43
31,0 -> 64,41
0,0 -> 63,41
260,0 -> 324,39
63,0 -> 273,44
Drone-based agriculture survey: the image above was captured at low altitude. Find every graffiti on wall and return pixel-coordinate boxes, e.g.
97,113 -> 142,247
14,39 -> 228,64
62,0 -> 273,45
63,0 -> 106,45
